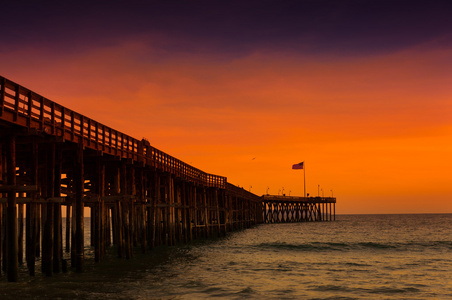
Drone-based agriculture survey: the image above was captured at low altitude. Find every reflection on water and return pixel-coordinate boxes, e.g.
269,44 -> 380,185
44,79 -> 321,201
1,214 -> 452,299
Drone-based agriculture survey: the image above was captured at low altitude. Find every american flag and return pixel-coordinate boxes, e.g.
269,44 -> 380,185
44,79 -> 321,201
292,162 -> 304,170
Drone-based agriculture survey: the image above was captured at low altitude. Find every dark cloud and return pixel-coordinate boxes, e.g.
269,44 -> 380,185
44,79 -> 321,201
2,0 -> 451,56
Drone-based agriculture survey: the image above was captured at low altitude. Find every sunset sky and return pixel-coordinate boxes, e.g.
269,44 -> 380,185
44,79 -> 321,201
1,0 -> 451,214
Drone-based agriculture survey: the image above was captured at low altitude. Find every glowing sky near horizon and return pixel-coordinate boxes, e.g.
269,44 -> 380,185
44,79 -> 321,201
1,0 -> 451,213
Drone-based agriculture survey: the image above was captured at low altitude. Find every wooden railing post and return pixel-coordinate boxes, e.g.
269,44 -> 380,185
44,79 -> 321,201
39,96 -> 44,131
13,86 -> 19,121
27,91 -> 33,127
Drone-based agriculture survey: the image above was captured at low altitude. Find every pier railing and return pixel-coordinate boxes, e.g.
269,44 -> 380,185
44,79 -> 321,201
225,183 -> 262,202
0,76 -> 226,188
261,195 -> 336,203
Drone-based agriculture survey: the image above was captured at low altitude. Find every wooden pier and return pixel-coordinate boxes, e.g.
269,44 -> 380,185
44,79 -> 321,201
0,76 -> 335,282
262,195 -> 336,223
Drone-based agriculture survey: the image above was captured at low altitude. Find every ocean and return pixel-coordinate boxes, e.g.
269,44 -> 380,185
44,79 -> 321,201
1,214 -> 451,299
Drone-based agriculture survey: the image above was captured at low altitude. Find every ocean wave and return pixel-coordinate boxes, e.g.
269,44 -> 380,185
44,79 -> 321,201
254,240 -> 452,252
310,284 -> 353,292
368,286 -> 422,294
256,242 -> 350,252
309,284 -> 422,295
357,242 -> 396,249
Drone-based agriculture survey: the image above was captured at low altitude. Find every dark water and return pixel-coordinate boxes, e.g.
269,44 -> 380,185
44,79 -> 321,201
1,214 -> 452,299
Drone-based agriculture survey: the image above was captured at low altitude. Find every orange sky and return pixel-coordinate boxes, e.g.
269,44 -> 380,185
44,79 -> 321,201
2,1 -> 451,214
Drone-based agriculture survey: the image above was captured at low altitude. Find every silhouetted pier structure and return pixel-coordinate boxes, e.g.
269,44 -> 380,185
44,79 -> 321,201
0,76 -> 335,282
262,195 -> 336,223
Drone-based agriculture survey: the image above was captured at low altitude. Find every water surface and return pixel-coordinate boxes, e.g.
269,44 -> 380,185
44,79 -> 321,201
1,214 -> 451,299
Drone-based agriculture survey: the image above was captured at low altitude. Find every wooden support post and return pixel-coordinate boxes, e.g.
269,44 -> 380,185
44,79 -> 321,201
313,203 -> 317,221
324,202 -> 327,221
74,142 -> 84,272
327,202 -> 330,221
53,144 -> 62,273
325,202 -> 328,221
90,207 -> 95,246
182,182 -> 189,243
115,199 -> 123,258
241,197 -> 245,229
93,204 -> 100,262
267,201 -> 270,223
169,175 -> 175,246
106,206 -> 111,247
151,171 -> 159,247
0,201 -> 2,275
36,202 -> 41,258
71,190 -> 75,264
192,186 -> 198,240
65,205 -> 70,253
0,143 -> 2,274
94,158 -> 105,262
146,203 -> 152,249
221,191 -> 227,236
110,167 -> 119,246
144,172 -> 150,250
26,142 -> 38,275
173,181 -> 180,243
318,203 -> 321,221
120,161 -> 131,259
161,176 -> 168,246
177,182 -> 183,243
329,202 -> 332,221
129,167 -> 136,252
42,143 -> 55,276
228,195 -> 233,230
139,168 -> 146,254
214,189 -> 221,237
127,165 -> 136,249
53,195 -> 62,275
101,202 -> 106,258
122,200 -> 130,259
6,136 -> 18,282
18,203 -> 24,265
186,183 -> 193,242
140,202 -> 146,253
114,165 -> 123,258
225,194 -> 230,230
333,203 -> 336,221
231,196 -> 235,229
203,188 -> 208,238
71,178 -> 76,265
2,201 -> 6,274
163,174 -> 169,245
147,171 -> 155,248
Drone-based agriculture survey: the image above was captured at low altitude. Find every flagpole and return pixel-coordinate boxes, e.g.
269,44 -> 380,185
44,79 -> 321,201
303,161 -> 306,198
